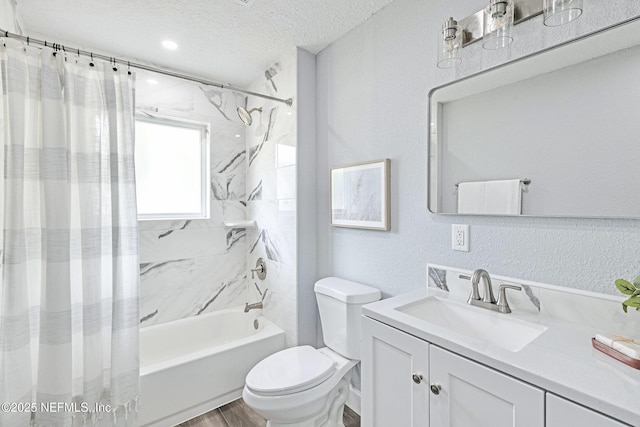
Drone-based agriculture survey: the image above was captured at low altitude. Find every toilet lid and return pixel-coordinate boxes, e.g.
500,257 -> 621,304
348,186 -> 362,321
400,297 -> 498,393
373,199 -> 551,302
245,346 -> 335,395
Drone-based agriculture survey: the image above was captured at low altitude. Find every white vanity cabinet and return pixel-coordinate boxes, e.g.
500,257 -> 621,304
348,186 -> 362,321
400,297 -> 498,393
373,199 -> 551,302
429,346 -> 544,427
362,317 -> 544,427
361,317 -> 430,427
546,394 -> 629,427
360,276 -> 640,426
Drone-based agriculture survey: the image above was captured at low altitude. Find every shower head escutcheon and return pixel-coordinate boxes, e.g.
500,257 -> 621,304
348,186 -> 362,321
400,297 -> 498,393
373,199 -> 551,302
237,106 -> 263,126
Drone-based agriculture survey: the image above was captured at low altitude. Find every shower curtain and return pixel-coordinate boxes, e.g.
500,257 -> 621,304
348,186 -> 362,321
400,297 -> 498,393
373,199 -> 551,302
0,42 -> 140,426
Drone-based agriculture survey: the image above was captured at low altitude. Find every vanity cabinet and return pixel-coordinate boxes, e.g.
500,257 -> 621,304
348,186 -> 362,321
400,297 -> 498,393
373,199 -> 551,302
362,317 -> 544,427
361,317 -> 430,427
546,394 -> 629,427
429,346 -> 544,427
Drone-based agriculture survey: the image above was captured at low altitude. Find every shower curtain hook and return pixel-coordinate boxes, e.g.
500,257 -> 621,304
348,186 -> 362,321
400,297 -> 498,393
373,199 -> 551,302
127,61 -> 132,76
112,57 -> 118,72
89,52 -> 94,67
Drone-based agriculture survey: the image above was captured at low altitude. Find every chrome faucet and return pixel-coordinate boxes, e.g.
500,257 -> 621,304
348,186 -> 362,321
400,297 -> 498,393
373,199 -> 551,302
460,269 -> 521,314
244,288 -> 268,313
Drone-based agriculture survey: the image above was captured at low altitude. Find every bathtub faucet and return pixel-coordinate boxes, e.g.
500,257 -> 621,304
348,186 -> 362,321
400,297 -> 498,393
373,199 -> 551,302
244,289 -> 268,313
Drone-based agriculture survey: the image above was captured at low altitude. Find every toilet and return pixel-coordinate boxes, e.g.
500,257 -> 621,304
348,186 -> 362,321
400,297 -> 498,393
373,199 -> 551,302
242,277 -> 381,427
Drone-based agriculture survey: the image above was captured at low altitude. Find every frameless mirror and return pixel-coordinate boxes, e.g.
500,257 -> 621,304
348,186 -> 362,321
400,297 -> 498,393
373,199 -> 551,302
428,17 -> 640,218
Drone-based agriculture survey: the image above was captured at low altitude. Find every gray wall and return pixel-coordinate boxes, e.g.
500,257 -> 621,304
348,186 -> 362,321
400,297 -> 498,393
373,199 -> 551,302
315,0 -> 640,297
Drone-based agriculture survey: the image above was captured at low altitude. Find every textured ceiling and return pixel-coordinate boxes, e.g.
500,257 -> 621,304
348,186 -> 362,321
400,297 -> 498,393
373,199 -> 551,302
17,0 -> 396,87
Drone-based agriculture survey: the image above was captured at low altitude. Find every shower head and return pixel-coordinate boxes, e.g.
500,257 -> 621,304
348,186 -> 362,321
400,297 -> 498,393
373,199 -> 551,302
237,106 -> 263,126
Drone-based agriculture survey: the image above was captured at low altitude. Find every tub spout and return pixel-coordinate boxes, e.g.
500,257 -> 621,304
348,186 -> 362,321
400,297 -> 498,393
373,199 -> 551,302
244,302 -> 263,312
244,289 -> 268,312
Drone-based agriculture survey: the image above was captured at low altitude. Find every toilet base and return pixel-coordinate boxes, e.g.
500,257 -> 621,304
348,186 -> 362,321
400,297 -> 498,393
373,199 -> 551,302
264,378 -> 350,427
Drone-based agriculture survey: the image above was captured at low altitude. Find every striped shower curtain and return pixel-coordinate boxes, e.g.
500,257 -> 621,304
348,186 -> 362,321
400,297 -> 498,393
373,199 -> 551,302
0,42 -> 140,426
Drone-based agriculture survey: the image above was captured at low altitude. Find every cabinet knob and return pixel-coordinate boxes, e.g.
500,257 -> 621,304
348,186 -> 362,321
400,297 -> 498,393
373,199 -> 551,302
430,383 -> 442,395
412,373 -> 423,384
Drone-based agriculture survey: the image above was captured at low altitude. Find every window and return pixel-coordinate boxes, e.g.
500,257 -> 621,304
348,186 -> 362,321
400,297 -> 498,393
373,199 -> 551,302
135,114 -> 210,220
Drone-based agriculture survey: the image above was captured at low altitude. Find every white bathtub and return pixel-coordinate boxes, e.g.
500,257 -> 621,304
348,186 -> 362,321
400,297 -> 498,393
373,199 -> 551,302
138,307 -> 286,426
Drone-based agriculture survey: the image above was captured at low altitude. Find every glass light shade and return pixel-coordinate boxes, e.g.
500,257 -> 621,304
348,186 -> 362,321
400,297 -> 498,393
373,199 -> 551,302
437,17 -> 462,69
543,0 -> 583,27
482,0 -> 514,50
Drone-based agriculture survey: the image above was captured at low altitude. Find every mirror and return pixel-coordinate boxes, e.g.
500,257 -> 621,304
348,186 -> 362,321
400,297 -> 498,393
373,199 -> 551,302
429,18 -> 640,218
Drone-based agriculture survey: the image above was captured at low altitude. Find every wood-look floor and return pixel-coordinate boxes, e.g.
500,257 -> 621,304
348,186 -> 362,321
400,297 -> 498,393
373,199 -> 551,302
178,398 -> 360,427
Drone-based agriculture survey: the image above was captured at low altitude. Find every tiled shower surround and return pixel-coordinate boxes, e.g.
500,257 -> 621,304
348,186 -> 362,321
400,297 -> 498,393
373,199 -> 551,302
137,55 -> 298,345
245,53 -> 298,346
137,74 -> 249,326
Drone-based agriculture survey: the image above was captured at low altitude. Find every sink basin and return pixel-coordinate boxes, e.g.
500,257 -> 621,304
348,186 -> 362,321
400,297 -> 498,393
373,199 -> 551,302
395,296 -> 547,352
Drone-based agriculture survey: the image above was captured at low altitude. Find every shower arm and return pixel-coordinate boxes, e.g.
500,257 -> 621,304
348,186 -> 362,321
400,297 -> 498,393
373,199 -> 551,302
0,28 -> 294,107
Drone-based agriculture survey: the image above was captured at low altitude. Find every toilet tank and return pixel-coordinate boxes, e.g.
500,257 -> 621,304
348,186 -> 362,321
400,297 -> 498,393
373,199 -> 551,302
314,277 -> 381,360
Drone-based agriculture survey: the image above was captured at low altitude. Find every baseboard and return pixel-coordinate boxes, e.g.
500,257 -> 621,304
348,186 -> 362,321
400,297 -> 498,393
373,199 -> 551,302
345,384 -> 361,416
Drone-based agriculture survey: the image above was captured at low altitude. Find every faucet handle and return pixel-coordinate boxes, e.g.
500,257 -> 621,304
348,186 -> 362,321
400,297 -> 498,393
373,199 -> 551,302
496,284 -> 522,314
460,274 -> 481,302
251,258 -> 267,280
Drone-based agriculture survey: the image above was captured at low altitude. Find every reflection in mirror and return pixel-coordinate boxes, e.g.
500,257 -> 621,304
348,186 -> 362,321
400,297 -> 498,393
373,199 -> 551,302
428,18 -> 640,218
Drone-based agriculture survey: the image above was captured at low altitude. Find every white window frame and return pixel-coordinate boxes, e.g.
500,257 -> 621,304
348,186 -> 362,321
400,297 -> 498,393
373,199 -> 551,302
135,113 -> 210,221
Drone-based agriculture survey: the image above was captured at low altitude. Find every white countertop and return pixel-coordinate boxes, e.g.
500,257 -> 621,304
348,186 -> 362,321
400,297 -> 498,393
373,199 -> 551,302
362,287 -> 640,426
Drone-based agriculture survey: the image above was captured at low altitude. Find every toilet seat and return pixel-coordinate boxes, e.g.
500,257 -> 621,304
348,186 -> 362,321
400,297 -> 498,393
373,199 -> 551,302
245,346 -> 335,396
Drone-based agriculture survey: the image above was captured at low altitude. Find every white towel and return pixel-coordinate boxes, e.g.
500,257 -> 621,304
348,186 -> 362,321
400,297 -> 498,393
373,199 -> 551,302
484,179 -> 522,215
457,181 -> 486,214
458,179 -> 522,215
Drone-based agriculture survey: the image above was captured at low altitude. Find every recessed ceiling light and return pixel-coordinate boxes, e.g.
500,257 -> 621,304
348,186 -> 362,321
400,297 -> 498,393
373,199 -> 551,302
147,79 -> 159,85
235,134 -> 241,138
162,40 -> 178,50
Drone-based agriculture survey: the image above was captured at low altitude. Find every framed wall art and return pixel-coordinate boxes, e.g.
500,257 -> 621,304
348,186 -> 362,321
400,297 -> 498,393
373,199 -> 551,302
330,159 -> 390,231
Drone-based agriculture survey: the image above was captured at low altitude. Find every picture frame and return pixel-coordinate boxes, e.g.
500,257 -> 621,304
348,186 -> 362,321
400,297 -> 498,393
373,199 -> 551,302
330,159 -> 390,231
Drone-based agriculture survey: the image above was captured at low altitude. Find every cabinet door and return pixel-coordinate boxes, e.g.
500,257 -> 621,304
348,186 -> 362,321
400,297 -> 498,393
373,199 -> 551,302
361,316 -> 430,427
547,393 -> 629,427
429,346 -> 544,427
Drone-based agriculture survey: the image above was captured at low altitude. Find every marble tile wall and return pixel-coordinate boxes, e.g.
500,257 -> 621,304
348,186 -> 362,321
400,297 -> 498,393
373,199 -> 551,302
245,53 -> 299,346
136,71 -> 250,326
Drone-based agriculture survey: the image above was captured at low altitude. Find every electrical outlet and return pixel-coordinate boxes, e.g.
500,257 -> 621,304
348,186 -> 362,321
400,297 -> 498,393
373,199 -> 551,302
452,224 -> 470,252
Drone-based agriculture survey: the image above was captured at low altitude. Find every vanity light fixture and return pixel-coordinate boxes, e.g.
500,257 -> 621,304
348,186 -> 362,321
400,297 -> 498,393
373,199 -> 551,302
543,0 -> 583,27
437,17 -> 463,69
483,0 -> 514,50
438,0 -> 584,67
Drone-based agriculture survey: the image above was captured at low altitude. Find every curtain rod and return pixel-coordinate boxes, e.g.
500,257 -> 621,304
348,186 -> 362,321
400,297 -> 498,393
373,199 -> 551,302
0,28 -> 294,107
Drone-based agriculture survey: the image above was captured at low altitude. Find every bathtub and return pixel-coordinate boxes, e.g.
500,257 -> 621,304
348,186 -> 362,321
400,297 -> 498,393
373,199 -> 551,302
138,307 -> 286,426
